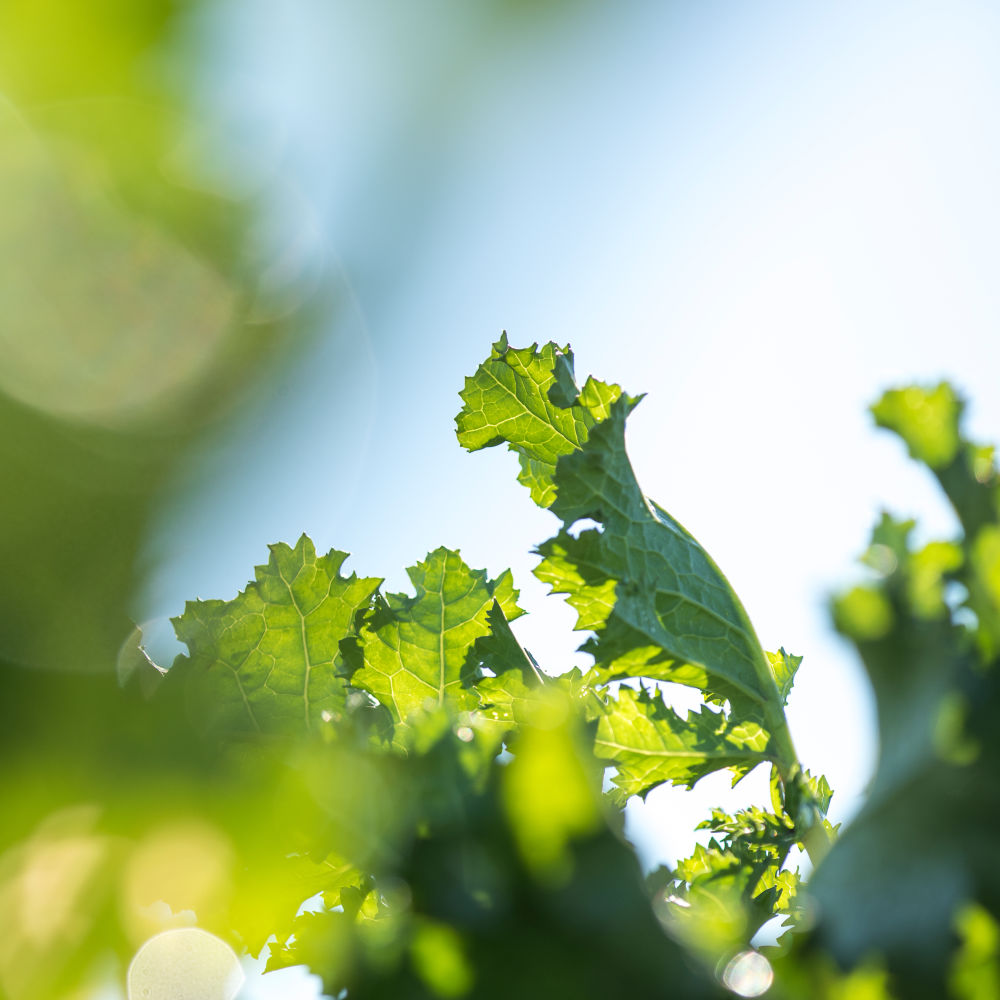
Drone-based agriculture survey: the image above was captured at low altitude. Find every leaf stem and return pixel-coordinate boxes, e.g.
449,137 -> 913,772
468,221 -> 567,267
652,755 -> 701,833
763,704 -> 833,868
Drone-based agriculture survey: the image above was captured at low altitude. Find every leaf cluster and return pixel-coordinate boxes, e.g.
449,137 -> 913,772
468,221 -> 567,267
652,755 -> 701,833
141,336 -> 834,996
5,340 -> 1000,1000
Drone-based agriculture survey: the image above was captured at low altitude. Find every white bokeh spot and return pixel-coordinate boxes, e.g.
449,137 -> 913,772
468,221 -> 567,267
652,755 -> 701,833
722,950 -> 774,997
127,928 -> 244,1000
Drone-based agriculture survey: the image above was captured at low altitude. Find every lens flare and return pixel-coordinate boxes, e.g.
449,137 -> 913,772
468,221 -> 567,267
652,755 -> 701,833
722,950 -> 773,997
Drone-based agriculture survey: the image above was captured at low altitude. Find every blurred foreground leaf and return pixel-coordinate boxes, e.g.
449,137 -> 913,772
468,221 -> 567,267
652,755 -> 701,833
811,385 -> 1000,997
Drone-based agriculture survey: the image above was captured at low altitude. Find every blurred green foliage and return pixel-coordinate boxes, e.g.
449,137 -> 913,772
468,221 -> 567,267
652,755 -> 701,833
0,6 -> 311,992
4,8 -> 1000,1000
0,0 -> 306,676
811,385 -> 1000,999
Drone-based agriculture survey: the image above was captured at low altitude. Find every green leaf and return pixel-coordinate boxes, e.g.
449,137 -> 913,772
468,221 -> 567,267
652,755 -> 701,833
950,904 -> 1000,1000
695,806 -> 798,868
266,910 -> 355,985
871,384 -> 963,469
831,585 -> 894,642
230,850 -> 366,957
543,399 -> 779,719
459,339 -> 783,725
469,601 -> 550,727
350,548 -> 523,729
816,390 -> 1000,993
665,842 -> 776,959
474,671 -> 544,727
457,339 -> 827,841
594,686 -> 770,804
971,525 -> 1000,614
456,335 -> 628,507
532,527 -> 633,636
909,540 -> 964,619
663,805 -> 803,961
273,725 -> 722,1000
170,535 -> 381,735
767,648 -> 802,707
873,385 -> 1000,544
471,600 -> 544,686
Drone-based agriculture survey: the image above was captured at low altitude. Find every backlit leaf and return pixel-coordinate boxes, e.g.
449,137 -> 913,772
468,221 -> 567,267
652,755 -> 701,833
170,536 -> 381,735
594,687 -> 770,804
350,548 -> 522,730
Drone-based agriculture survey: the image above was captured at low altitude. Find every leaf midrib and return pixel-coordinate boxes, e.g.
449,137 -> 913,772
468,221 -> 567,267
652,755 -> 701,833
276,561 -> 315,730
480,364 -> 581,454
595,737 -> 766,761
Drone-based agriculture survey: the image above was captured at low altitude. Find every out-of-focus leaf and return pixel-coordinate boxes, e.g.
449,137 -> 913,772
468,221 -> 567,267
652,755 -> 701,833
871,384 -> 962,469
811,384 -> 1000,997
273,724 -> 723,1000
501,694 -> 603,881
949,904 -> 1000,1000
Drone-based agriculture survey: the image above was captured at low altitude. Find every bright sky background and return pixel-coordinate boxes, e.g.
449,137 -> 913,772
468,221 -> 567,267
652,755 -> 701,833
133,2 -> 1000,994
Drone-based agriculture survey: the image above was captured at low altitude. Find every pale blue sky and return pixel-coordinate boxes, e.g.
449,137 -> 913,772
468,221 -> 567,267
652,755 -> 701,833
134,3 -> 1000,993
